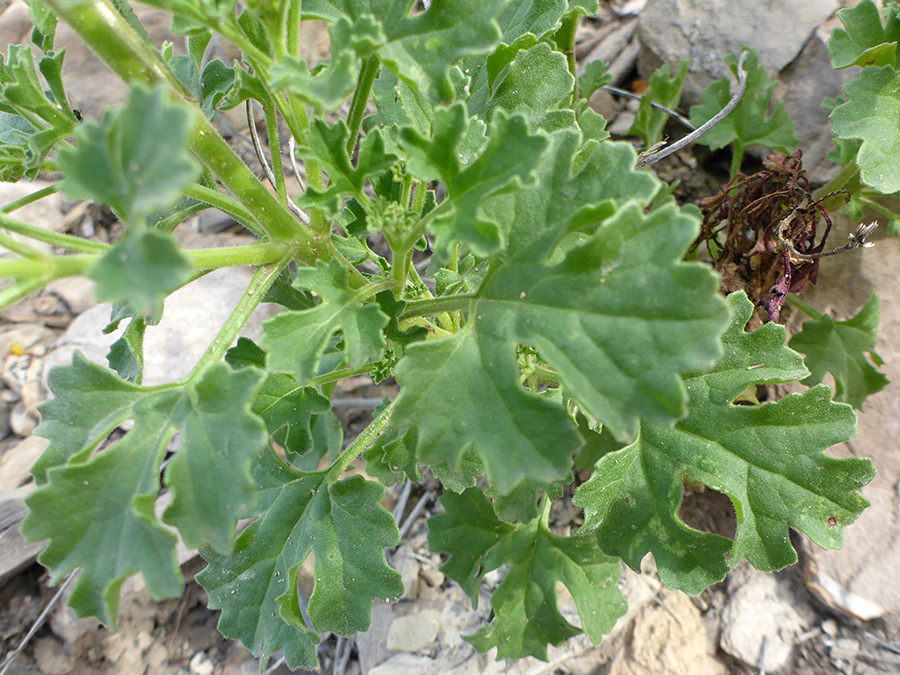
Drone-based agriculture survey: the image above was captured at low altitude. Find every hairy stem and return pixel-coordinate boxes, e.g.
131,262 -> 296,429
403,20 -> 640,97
401,294 -> 475,319
327,398 -> 395,480
346,56 -> 380,156
189,245 -> 298,378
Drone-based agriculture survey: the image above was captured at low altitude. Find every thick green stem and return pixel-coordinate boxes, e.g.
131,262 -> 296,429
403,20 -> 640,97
0,231 -> 46,259
45,0 -> 313,249
189,246 -> 297,378
327,398 -> 395,480
188,241 -> 290,269
0,254 -> 95,279
346,56 -> 379,156
286,0 -> 302,59
401,294 -> 475,319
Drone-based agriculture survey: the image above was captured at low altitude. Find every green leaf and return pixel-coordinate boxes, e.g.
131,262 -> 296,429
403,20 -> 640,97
295,119 -> 397,216
0,45 -> 74,127
106,317 -> 147,383
482,202 -> 727,442
270,16 -> 383,113
22,355 -> 269,624
399,103 -> 549,257
261,259 -> 389,383
392,325 -> 582,492
198,448 -> 403,670
574,292 -> 874,593
497,0 -> 567,42
169,56 -> 235,120
303,0 -> 506,102
577,59 -> 611,100
482,129 -> 657,262
228,338 -> 333,459
57,85 -> 200,224
24,0 -> 59,49
393,203 -> 727,491
476,42 -> 575,129
689,50 -> 798,154
830,65 -> 900,194
429,489 -> 625,661
87,228 -> 192,321
628,60 -> 688,147
161,364 -> 267,552
827,0 -> 900,70
789,292 -> 889,410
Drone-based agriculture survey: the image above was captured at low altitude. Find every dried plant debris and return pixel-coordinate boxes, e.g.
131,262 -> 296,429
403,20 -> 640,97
694,151 -> 839,323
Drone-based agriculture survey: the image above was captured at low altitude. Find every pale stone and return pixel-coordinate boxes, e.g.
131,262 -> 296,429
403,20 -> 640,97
387,611 -> 440,653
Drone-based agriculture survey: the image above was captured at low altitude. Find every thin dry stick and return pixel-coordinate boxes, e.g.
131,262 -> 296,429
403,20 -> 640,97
392,479 -> 413,524
332,635 -> 354,675
287,136 -> 307,191
776,215 -> 877,261
246,101 -> 311,224
0,571 -> 77,675
398,491 -> 433,539
602,84 -> 695,130
636,51 -> 750,170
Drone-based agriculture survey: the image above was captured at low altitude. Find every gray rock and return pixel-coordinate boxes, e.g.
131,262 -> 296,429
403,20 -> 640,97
368,653 -> 440,675
387,611 -> 440,653
42,266 -> 277,387
785,215 -> 900,620
719,564 -> 814,671
392,545 -> 421,601
32,636 -> 75,675
637,0 -> 838,106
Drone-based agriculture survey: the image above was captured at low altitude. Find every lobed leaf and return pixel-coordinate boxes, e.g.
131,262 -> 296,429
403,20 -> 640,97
87,228 -> 192,321
628,59 -> 688,147
399,103 -> 549,257
830,65 -> 900,194
574,292 -> 874,593
57,85 -> 200,224
198,448 -> 403,670
261,259 -> 389,383
303,0 -> 507,102
827,0 -> 900,70
429,489 -> 625,661
689,50 -> 798,154
393,201 -> 728,492
789,292 -> 889,410
22,356 -> 268,624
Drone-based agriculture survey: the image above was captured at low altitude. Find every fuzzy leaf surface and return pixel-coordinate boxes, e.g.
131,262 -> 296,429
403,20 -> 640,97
482,130 -> 658,262
789,292 -> 888,410
574,293 -> 873,593
827,0 -> 900,69
303,0 -> 506,102
198,448 -> 403,670
56,86 -> 199,224
429,489 -> 625,661
261,259 -> 389,383
226,338 -> 333,459
21,356 -> 268,624
830,65 -> 900,193
393,202 -> 728,491
399,104 -> 548,256
87,229 -> 192,321
689,50 -> 797,154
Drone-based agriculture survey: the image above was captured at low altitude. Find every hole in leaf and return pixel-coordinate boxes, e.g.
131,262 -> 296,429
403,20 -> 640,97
679,482 -> 737,540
